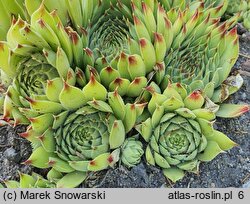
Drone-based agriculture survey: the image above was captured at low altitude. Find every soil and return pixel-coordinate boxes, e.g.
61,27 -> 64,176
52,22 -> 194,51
0,27 -> 249,188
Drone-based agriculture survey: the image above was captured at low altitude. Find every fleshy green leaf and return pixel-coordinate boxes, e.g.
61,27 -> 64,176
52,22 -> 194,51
88,153 -> 111,171
207,130 -> 237,151
198,141 -> 224,162
163,167 -> 185,183
216,104 -> 249,118
109,120 -> 125,149
56,171 -> 87,188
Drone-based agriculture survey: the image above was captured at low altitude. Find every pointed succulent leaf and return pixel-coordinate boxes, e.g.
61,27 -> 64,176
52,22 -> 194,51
38,128 -> 56,153
216,104 -> 250,118
152,105 -> 164,128
145,146 -> 155,165
4,180 -> 20,188
154,32 -> 167,62
136,118 -> 152,142
47,168 -> 63,182
109,149 -> 121,167
163,168 -> 185,183
56,171 -> 87,188
30,114 -> 54,134
75,67 -> 86,87
19,173 -> 36,188
139,38 -> 156,73
184,91 -> 205,110
192,109 -> 216,120
100,66 -> 120,88
59,82 -> 87,110
123,104 -> 137,133
82,73 -> 107,101
175,108 -> 196,119
108,91 -> 126,120
46,78 -> 63,102
117,52 -> 130,80
48,157 -> 75,173
109,120 -> 126,149
28,98 -> 64,114
163,96 -> 185,111
68,161 -> 89,172
198,141 -> 224,162
128,54 -> 146,80
109,78 -> 130,96
87,153 -> 110,171
148,92 -> 168,114
24,146 -> 55,169
206,130 -> 237,151
87,100 -> 113,113
56,47 -> 71,79
126,77 -> 147,97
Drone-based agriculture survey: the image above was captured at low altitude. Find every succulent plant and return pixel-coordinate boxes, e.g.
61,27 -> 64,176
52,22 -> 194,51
81,0 -> 165,97
165,0 -> 228,15
0,0 -> 28,107
83,0 -> 245,113
0,4 -> 87,125
223,0 -> 250,30
120,0 -> 248,118
136,83 -> 238,182
78,0 -> 241,104
16,70 -> 145,187
121,136 -> 144,168
160,9 -> 240,103
0,0 -> 27,40
1,0 -> 247,121
197,0 -> 250,30
0,0 -> 74,40
0,0 -> 249,188
242,10 -> 250,30
25,0 -> 69,24
226,0 -> 248,14
3,172 -> 55,188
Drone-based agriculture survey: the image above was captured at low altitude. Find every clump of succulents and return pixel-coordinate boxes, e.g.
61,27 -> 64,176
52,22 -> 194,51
79,0 -> 245,115
0,0 -> 249,188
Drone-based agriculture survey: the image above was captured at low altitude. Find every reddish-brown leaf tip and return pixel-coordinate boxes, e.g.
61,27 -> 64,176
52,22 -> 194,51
89,160 -> 96,166
69,31 -> 79,45
114,78 -> 123,86
0,42 -> 4,51
23,159 -> 32,165
128,55 -> 137,65
84,48 -> 93,56
106,66 -> 114,73
37,19 -> 45,28
107,155 -> 114,163
139,38 -> 147,48
189,90 -> 202,100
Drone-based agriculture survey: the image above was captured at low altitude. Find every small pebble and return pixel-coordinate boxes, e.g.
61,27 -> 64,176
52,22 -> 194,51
210,183 -> 216,188
242,180 -> 250,188
241,93 -> 247,100
4,147 -> 21,163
